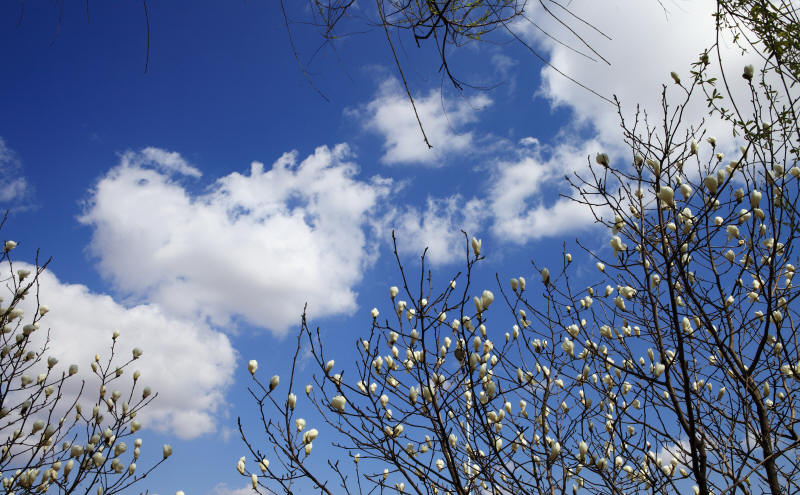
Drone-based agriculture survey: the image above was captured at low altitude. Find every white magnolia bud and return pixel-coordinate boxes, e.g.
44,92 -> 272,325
449,433 -> 458,448
481,290 -> 494,309
742,64 -> 754,80
704,175 -> 718,193
303,428 -> 319,444
248,360 -> 258,375
471,237 -> 482,257
541,268 -> 550,285
331,395 -> 346,413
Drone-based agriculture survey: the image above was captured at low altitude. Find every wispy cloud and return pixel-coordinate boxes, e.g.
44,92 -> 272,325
382,194 -> 486,265
0,138 -> 30,204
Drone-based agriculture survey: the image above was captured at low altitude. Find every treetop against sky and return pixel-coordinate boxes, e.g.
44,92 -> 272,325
0,1 -> 784,493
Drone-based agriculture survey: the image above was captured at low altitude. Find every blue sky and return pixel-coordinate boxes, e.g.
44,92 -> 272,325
0,1 -> 753,493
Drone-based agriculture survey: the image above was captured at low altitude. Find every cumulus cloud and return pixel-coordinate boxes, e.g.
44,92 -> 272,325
480,0 -> 774,244
10,262 -> 235,440
353,78 -> 492,165
489,137 -> 600,243
0,138 -> 29,203
384,195 -> 486,265
517,0 -> 765,154
79,145 -> 391,335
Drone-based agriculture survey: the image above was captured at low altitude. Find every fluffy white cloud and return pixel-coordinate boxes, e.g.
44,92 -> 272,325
384,195 -> 486,265
10,262 -> 235,440
482,0 -> 772,244
489,137 -> 600,243
518,0 -> 763,153
79,145 -> 391,335
0,138 -> 28,203
354,78 -> 492,165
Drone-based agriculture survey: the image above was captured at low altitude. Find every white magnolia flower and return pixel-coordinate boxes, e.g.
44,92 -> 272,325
331,395 -> 347,413
248,360 -> 258,375
751,190 -> 762,208
303,428 -> 319,444
657,186 -> 674,207
704,175 -> 718,193
481,290 -> 494,309
742,64 -> 754,80
610,236 -> 626,256
471,237 -> 482,257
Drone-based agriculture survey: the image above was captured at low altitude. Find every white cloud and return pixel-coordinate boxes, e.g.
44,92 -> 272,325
137,147 -> 203,178
516,0 -> 766,154
384,195 -> 486,265
79,145 -> 392,335
657,438 -> 692,470
0,138 -> 29,203
484,0 -> 774,244
354,78 -> 492,165
489,138 -> 600,244
208,483 -> 256,495
11,262 -> 235,440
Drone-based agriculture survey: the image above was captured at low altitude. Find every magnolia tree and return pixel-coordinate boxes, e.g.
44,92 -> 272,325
238,6 -> 800,495
0,225 -> 172,494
